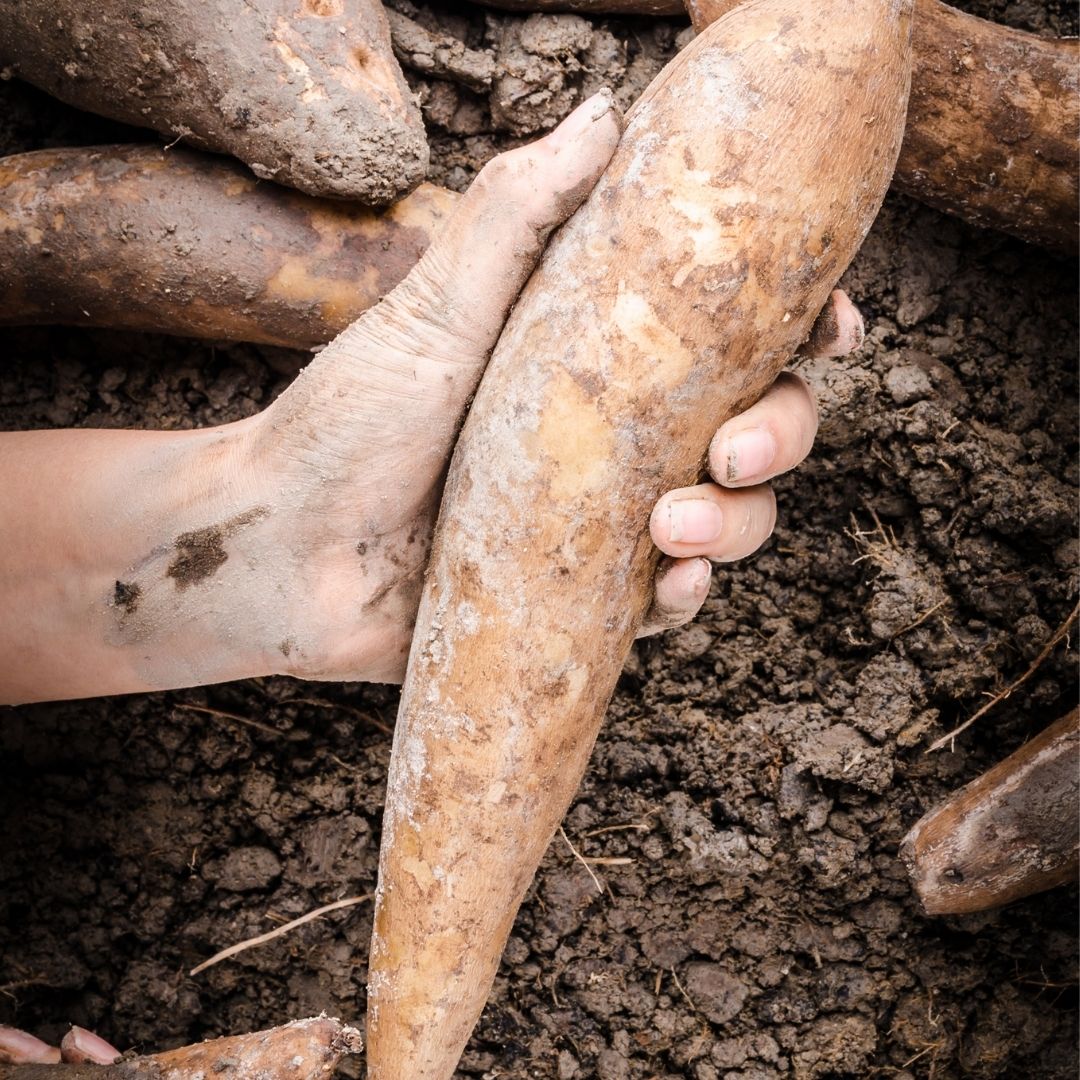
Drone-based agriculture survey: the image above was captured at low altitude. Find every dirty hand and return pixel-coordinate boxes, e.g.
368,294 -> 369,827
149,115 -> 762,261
248,91 -> 853,675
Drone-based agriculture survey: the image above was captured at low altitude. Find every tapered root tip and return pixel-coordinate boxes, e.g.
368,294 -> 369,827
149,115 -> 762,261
149,1015 -> 363,1079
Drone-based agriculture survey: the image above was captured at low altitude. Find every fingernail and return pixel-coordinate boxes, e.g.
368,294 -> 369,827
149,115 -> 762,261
546,89 -> 617,150
725,427 -> 777,483
64,1026 -> 121,1065
689,557 -> 712,597
0,1026 -> 62,1064
835,289 -> 865,353
669,499 -> 723,543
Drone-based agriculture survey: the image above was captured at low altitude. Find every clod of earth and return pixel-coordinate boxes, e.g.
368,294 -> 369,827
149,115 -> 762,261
385,9 -> 497,93
366,1 -> 913,1077
0,1016 -> 361,1080
0,145 -> 457,348
0,0 -> 428,204
901,708 -> 1080,915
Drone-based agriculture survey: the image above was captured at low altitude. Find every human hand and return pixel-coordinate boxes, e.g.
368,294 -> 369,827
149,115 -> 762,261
640,290 -> 860,634
218,93 -> 855,682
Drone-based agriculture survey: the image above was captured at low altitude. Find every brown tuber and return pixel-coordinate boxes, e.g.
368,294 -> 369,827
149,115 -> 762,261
0,0 -> 428,205
689,0 -> 1080,252
0,146 -> 859,353
0,145 -> 457,348
901,709 -> 1079,916
0,1016 -> 362,1080
365,1 -> 913,1076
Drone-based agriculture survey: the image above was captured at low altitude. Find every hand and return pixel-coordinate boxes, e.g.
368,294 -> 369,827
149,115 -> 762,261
0,93 -> 857,702
0,1025 -> 119,1065
640,290 -> 859,636
217,96 -> 851,681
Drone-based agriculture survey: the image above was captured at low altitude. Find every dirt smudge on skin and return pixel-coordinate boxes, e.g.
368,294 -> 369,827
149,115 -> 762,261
112,579 -> 141,615
166,507 -> 269,588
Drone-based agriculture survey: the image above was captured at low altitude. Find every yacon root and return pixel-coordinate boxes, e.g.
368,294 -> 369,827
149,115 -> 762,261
0,145 -> 457,349
0,146 -> 863,353
366,1 -> 913,1076
0,1016 -> 362,1080
0,0 -> 427,204
689,0 -> 1079,252
901,708 -> 1079,915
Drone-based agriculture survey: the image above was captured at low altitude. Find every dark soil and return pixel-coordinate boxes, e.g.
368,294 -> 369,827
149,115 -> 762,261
1,3 -> 1078,1078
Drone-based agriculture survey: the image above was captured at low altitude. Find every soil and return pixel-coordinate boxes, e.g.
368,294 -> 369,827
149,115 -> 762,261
1,2 -> 1077,1078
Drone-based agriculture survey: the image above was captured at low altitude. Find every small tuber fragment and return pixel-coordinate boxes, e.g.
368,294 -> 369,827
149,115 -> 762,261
385,10 -> 497,92
901,708 -> 1079,915
0,1016 -> 362,1080
0,145 -> 457,348
0,0 -> 428,204
365,1 -> 913,1076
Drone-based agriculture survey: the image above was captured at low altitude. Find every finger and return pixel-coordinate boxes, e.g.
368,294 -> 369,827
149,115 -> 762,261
707,371 -> 818,489
796,288 -> 864,358
637,557 -> 712,637
340,89 -> 623,367
649,482 -> 776,562
61,1026 -> 122,1065
0,1026 -> 62,1064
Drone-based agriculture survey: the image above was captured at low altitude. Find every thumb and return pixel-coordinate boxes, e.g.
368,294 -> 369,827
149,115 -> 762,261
336,89 -> 622,370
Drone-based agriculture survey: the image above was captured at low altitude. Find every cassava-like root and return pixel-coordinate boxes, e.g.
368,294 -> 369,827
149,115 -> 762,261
366,2 -> 912,1076
690,0 -> 1079,252
0,145 -> 457,348
0,1016 -> 362,1080
0,0 -> 427,204
900,708 -> 1079,915
0,146 -> 861,352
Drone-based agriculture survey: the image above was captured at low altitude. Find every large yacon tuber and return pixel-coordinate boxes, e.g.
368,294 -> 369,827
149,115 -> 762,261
365,1 -> 913,1076
0,1016 -> 361,1080
482,0 -> 1078,251
0,146 -> 457,348
0,0 -> 428,204
691,0 -> 1079,252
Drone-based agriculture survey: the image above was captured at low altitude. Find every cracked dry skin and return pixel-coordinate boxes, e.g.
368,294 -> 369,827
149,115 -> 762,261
0,0 -> 1077,1077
